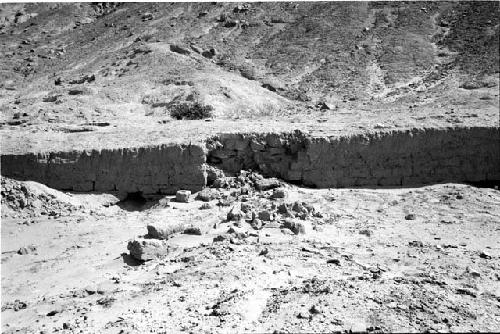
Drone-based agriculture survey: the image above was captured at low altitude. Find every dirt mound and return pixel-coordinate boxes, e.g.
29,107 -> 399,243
1,177 -> 81,218
1,177 -> 120,218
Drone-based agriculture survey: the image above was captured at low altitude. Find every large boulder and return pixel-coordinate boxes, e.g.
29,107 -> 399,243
147,222 -> 186,239
127,238 -> 170,261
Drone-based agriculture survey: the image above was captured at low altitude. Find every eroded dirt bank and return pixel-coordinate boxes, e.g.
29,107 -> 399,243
2,127 -> 499,195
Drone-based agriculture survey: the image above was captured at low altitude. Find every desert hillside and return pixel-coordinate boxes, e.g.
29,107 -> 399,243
0,1 -> 498,126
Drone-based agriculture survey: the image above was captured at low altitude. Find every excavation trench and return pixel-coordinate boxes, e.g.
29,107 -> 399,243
1,127 -> 499,195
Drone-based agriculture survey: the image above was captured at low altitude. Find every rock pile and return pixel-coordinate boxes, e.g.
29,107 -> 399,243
127,171 -> 327,261
1,177 -> 80,218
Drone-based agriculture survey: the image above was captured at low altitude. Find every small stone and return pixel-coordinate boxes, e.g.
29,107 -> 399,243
271,188 -> 287,199
408,240 -> 424,247
17,245 -> 37,255
259,247 -> 269,256
228,226 -> 247,239
176,190 -> 191,203
263,221 -> 281,229
227,204 -> 244,221
169,44 -> 190,55
327,258 -> 340,265
240,202 -> 252,213
350,322 -> 367,333
309,304 -> 322,315
158,197 -> 170,207
479,251 -> 492,259
277,203 -> 291,215
46,309 -> 61,316
469,270 -> 481,278
291,201 -> 308,214
297,311 -> 310,319
258,210 -> 273,221
183,226 -> 203,235
405,213 -> 416,220
359,229 -> 372,237
12,300 -> 27,311
213,234 -> 229,243
251,218 -> 263,230
455,288 -> 477,298
180,255 -> 195,263
141,12 -> 153,21
255,178 -> 281,191
199,203 -> 212,210
196,188 -> 217,202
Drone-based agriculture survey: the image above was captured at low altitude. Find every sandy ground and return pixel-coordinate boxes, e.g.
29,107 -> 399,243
2,178 -> 499,333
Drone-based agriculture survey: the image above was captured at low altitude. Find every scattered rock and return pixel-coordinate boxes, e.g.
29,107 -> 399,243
2,299 -> 27,312
233,4 -> 250,13
201,48 -> 217,59
17,245 -> 37,255
456,288 -> 477,298
176,190 -> 191,203
68,73 -> 95,85
350,322 -> 367,333
282,219 -> 308,234
271,187 -> 287,199
141,12 -> 153,21
84,285 -> 105,295
170,44 -> 190,55
96,296 -> 116,308
359,229 -> 372,237
196,188 -> 217,202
